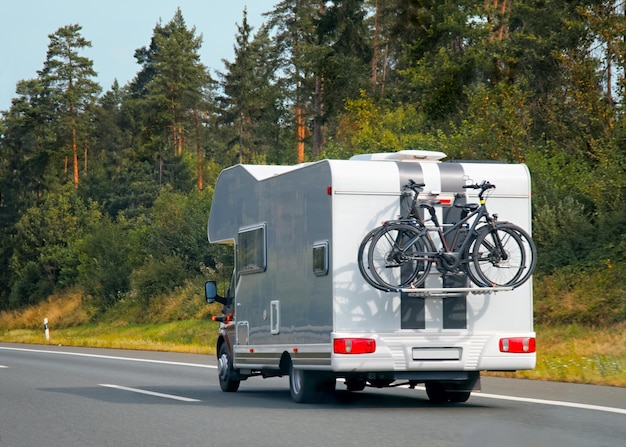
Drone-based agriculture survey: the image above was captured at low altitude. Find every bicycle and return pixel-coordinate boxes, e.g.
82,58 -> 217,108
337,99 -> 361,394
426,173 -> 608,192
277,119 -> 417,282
358,180 -> 536,292
357,180 -> 428,290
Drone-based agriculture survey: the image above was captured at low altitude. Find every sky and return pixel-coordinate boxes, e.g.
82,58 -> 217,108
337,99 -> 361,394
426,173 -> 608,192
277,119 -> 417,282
0,0 -> 277,111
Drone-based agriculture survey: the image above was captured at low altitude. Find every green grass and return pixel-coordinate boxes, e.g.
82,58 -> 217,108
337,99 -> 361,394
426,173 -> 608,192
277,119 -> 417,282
489,323 -> 626,386
0,320 -> 216,354
1,287 -> 625,387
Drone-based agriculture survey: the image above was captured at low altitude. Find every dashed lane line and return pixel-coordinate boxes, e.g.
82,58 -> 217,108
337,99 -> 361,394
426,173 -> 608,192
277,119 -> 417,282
99,384 -> 201,402
3,346 -> 626,414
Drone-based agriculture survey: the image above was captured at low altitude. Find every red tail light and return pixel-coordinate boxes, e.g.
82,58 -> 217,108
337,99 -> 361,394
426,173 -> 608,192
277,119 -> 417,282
333,338 -> 376,354
499,337 -> 536,353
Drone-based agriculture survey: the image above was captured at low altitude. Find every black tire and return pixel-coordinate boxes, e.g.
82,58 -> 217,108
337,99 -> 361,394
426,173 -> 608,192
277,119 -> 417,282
464,233 -> 486,286
289,362 -> 335,403
367,223 -> 435,291
447,390 -> 471,403
217,343 -> 240,392
345,377 -> 367,392
425,382 -> 448,403
357,226 -> 387,290
472,226 -> 526,287
425,382 -> 471,403
496,222 -> 537,286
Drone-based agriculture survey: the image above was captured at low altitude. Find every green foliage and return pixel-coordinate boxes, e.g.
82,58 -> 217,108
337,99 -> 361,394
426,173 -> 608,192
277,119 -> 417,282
76,217 -> 134,310
1,2 -> 626,326
8,186 -> 102,307
139,186 -> 214,272
534,263 -> 626,326
131,255 -> 188,304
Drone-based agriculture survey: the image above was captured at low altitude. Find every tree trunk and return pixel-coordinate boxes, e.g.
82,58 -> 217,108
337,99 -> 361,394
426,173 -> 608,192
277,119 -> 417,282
313,75 -> 324,159
70,101 -> 79,189
195,110 -> 203,190
296,104 -> 305,164
371,0 -> 380,87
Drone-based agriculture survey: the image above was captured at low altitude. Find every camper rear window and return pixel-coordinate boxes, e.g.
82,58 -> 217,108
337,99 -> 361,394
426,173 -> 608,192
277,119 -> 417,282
237,224 -> 266,275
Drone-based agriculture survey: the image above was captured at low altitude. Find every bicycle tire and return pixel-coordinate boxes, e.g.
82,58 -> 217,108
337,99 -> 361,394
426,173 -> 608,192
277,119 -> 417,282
463,233 -> 486,286
496,222 -> 537,286
367,222 -> 435,290
472,226 -> 526,287
357,226 -> 388,291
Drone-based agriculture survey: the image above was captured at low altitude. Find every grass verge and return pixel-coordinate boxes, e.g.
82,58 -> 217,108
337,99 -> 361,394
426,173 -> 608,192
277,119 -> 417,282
1,291 -> 625,387
2,321 -> 625,386
0,320 -> 216,354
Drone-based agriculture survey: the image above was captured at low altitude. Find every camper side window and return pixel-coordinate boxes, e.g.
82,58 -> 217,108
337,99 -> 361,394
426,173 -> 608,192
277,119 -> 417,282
237,224 -> 267,275
313,240 -> 329,276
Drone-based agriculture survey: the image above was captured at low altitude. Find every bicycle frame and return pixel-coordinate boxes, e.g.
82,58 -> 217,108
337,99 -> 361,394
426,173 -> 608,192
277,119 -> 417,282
397,191 -> 503,273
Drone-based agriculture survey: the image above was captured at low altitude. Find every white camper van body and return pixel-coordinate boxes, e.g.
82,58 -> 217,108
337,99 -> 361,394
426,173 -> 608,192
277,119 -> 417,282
207,151 -> 535,402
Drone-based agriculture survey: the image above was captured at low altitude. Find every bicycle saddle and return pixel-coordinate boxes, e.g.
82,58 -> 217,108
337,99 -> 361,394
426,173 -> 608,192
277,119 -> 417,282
455,203 -> 479,211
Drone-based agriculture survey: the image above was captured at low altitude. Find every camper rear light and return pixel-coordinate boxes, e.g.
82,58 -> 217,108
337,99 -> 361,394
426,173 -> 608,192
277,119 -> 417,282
499,337 -> 536,353
333,338 -> 376,354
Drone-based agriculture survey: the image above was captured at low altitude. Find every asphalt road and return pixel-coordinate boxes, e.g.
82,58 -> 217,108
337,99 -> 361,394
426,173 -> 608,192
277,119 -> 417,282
1,342 -> 625,447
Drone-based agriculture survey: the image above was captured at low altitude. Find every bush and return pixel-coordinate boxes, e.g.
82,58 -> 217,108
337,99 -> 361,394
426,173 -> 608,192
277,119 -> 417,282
131,255 -> 188,304
77,218 -> 133,310
534,262 -> 626,325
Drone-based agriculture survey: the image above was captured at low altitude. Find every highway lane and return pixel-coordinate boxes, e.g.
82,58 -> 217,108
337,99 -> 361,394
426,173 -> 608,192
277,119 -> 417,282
1,342 -> 625,447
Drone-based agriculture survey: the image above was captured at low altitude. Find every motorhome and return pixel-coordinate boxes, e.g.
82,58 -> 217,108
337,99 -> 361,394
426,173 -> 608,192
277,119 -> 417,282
205,150 -> 536,403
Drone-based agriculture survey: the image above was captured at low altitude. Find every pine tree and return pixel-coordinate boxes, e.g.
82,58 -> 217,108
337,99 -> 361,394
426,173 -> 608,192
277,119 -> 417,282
218,9 -> 284,165
126,8 -> 214,189
39,24 -> 101,188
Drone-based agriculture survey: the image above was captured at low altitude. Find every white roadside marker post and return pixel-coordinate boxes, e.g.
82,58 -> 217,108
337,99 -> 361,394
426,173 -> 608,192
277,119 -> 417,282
44,318 -> 50,342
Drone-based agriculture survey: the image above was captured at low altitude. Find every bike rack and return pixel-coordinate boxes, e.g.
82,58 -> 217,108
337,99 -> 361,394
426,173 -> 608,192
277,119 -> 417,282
396,286 -> 514,297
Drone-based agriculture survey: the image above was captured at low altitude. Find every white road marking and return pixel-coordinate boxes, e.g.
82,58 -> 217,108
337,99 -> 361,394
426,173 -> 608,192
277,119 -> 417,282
401,384 -> 626,415
474,391 -> 626,415
3,346 -> 625,414
0,346 -> 216,369
0,365 -> 8,368
99,384 -> 200,402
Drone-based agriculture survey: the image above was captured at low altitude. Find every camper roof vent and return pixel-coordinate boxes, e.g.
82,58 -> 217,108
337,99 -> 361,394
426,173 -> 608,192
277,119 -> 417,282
350,150 -> 447,162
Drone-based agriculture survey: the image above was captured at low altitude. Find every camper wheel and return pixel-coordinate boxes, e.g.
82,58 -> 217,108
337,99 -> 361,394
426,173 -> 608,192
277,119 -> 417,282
345,377 -> 367,392
218,343 -> 240,392
289,362 -> 335,403
425,381 -> 471,403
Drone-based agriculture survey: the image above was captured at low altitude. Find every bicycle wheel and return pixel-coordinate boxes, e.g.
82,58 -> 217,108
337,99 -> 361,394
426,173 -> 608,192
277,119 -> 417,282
496,222 -> 537,286
357,226 -> 388,291
463,233 -> 486,286
367,222 -> 435,291
472,226 -> 526,287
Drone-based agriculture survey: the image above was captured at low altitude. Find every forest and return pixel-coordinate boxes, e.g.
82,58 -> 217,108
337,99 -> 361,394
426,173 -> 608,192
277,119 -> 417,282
0,0 -> 624,326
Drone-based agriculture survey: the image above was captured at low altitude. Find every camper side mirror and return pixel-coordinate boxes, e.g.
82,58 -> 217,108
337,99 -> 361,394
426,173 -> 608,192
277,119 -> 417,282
205,280 -> 229,305
205,280 -> 218,304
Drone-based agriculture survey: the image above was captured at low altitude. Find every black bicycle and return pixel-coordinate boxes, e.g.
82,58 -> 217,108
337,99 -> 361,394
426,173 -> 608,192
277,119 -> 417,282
357,180 -> 428,290
358,180 -> 536,292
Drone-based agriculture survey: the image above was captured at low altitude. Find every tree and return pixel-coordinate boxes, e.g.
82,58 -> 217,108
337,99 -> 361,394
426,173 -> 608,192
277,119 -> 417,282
384,0 -> 487,124
313,0 -> 372,154
39,24 -> 101,188
127,8 -> 214,189
267,0 -> 372,160
8,186 -> 102,307
266,0 -> 325,162
217,9 -> 284,165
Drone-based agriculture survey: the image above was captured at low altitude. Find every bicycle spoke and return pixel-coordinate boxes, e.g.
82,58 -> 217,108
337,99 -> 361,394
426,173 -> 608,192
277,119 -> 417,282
472,227 -> 526,287
367,223 -> 434,290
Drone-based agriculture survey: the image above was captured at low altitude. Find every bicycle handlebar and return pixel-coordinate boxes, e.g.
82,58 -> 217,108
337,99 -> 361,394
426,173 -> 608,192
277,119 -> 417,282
463,180 -> 495,200
463,181 -> 495,191
403,179 -> 425,192
404,179 -> 495,196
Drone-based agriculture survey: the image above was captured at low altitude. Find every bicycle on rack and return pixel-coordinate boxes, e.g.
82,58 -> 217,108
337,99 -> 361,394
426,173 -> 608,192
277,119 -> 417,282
357,180 -> 537,292
357,180 -> 428,290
